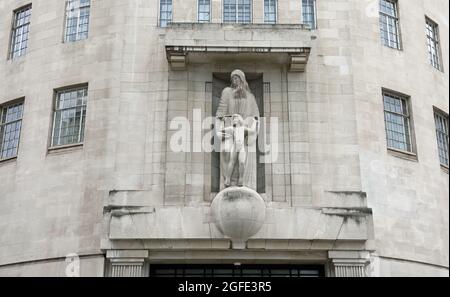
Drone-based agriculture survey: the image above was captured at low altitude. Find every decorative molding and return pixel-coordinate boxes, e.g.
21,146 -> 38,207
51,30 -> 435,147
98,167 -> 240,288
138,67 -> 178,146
328,251 -> 371,277
110,260 -> 145,277
289,54 -> 309,72
106,250 -> 148,277
166,46 -> 311,72
168,54 -> 187,70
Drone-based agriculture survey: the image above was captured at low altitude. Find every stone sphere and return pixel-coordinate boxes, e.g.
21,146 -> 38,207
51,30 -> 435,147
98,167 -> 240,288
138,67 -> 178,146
211,187 -> 266,246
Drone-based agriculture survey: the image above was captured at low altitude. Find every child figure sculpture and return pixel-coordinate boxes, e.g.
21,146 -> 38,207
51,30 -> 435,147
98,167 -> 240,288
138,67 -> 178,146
217,114 -> 259,188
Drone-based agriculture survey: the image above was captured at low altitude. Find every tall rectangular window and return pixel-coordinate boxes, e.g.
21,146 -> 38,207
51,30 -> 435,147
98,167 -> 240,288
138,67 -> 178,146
434,110 -> 449,167
64,0 -> 91,42
0,100 -> 24,160
51,86 -> 88,147
302,0 -> 316,29
379,0 -> 401,49
264,0 -> 277,24
160,0 -> 173,27
426,17 -> 442,71
9,5 -> 32,59
224,0 -> 252,24
198,0 -> 211,22
383,92 -> 413,153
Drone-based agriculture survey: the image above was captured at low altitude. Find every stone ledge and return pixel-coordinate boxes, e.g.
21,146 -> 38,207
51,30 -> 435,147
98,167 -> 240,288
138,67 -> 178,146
166,45 -> 311,72
107,206 -> 373,242
166,22 -> 310,31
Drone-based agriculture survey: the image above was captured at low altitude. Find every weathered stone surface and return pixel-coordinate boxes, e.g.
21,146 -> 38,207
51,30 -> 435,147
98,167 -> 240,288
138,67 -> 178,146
211,187 -> 266,248
0,0 -> 447,277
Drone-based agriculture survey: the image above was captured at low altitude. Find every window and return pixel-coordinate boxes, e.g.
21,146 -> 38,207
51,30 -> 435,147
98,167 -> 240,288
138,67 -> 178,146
9,5 -> 32,59
264,0 -> 277,24
426,17 -> 442,71
383,92 -> 414,153
223,0 -> 252,24
434,109 -> 449,167
0,100 -> 24,160
149,264 -> 325,277
160,0 -> 173,27
51,86 -> 88,147
198,0 -> 211,22
302,0 -> 316,29
379,0 -> 401,49
64,0 -> 90,42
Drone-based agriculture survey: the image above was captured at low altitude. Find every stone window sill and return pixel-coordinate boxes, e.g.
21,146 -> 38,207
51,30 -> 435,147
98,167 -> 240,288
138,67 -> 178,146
47,143 -> 84,155
0,156 -> 17,165
387,148 -> 418,162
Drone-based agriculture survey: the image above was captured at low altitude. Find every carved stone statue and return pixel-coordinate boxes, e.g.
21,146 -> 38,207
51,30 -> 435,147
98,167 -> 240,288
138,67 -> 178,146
211,70 -> 265,249
215,70 -> 260,191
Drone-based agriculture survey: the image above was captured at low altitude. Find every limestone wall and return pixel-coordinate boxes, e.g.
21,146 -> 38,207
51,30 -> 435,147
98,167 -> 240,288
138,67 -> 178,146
0,0 -> 447,277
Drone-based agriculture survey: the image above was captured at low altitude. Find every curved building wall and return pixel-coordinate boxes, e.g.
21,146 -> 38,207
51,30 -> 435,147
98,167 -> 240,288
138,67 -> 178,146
350,0 -> 449,276
0,0 -> 448,277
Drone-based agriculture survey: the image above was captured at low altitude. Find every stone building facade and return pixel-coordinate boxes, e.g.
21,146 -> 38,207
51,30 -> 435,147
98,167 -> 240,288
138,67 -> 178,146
0,0 -> 448,277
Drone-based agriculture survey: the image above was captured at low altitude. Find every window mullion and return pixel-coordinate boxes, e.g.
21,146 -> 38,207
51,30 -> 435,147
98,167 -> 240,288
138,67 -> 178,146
77,106 -> 84,143
0,125 -> 6,156
56,109 -> 64,146
0,119 -> 22,127
76,3 -> 81,40
386,15 -> 392,48
385,110 -> 407,117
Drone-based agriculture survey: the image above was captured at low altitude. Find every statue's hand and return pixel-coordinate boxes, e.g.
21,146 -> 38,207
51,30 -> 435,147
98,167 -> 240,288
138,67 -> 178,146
217,132 -> 232,139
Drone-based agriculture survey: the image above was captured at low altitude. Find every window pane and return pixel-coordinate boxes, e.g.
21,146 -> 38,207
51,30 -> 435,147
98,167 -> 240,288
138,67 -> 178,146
64,0 -> 90,42
264,0 -> 277,24
198,0 -> 211,22
302,0 -> 316,29
379,0 -> 400,49
0,101 -> 24,159
426,18 -> 442,70
10,5 -> 32,59
383,93 -> 413,152
224,0 -> 251,23
52,87 -> 88,147
160,0 -> 173,27
435,112 -> 449,166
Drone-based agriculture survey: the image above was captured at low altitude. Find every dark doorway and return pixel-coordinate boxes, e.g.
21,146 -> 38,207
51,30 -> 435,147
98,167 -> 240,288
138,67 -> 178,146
149,264 -> 325,277
211,73 -> 265,194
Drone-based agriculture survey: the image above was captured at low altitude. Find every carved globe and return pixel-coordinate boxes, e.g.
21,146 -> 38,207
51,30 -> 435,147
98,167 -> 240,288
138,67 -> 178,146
211,187 -> 266,248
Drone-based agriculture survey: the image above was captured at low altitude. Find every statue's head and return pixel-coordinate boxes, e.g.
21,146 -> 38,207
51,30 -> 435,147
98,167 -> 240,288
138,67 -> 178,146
230,69 -> 250,98
231,69 -> 246,87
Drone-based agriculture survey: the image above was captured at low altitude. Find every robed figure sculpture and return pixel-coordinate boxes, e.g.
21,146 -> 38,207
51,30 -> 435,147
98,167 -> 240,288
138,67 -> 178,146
215,70 -> 260,191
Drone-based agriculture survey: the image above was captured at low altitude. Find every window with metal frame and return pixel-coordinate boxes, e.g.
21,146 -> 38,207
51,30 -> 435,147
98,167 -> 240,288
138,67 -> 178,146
224,0 -> 252,24
198,0 -> 211,22
434,110 -> 449,167
383,92 -> 413,153
0,101 -> 24,160
379,0 -> 401,49
149,264 -> 325,277
9,5 -> 32,59
302,0 -> 316,29
160,0 -> 173,27
264,0 -> 277,24
64,0 -> 90,42
426,17 -> 442,71
51,86 -> 88,147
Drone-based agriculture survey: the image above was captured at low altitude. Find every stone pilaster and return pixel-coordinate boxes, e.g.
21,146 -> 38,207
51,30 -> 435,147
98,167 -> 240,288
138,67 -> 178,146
328,251 -> 370,277
106,250 -> 148,277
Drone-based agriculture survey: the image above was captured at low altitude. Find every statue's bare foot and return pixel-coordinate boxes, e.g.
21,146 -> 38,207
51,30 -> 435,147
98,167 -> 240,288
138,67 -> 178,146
224,179 -> 231,187
238,179 -> 244,187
